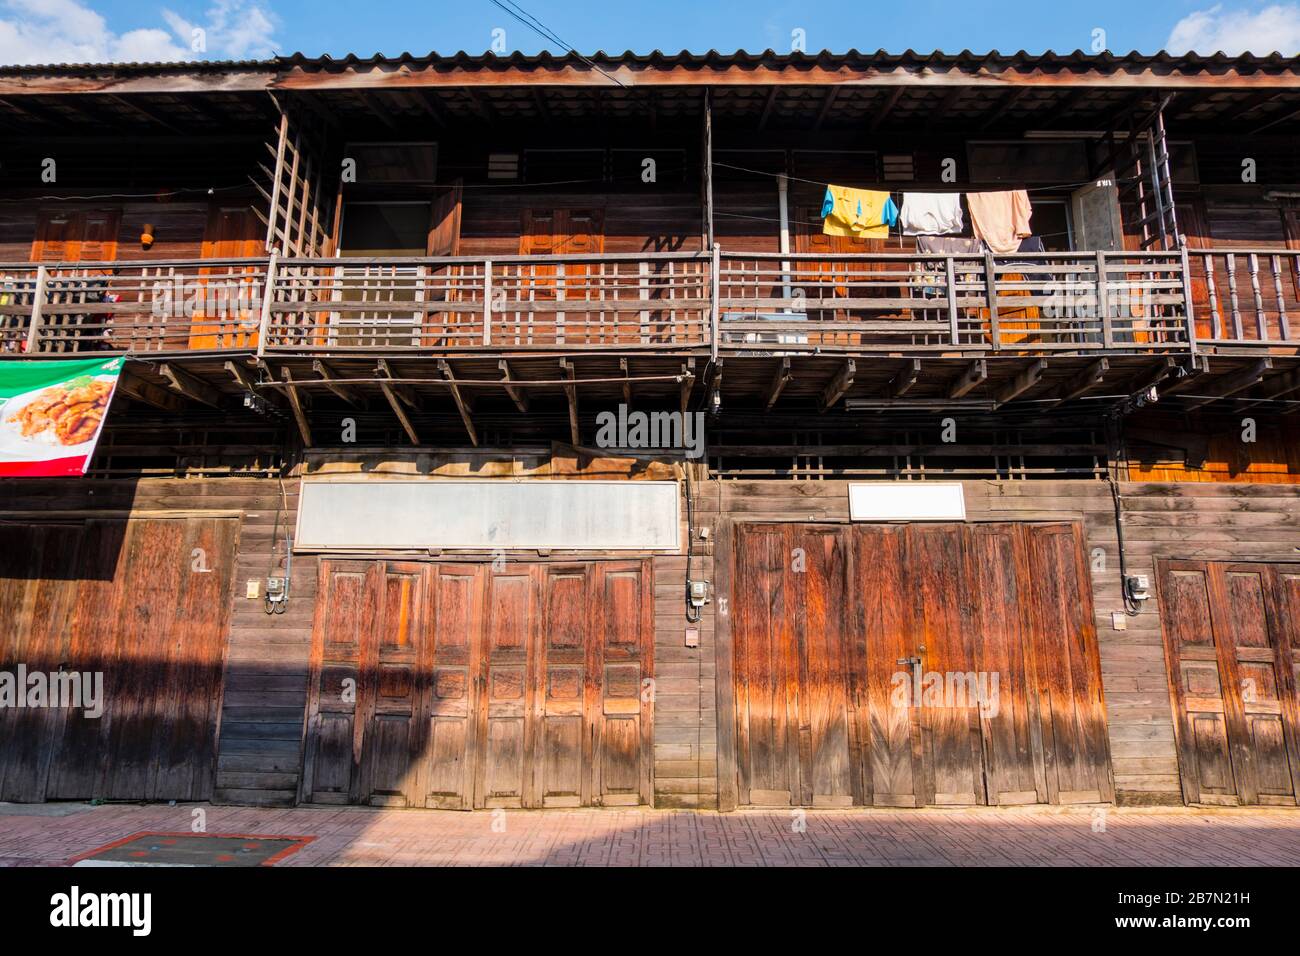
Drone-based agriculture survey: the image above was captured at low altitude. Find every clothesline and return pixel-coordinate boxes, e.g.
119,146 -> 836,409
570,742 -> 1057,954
711,207 -> 1073,242
710,160 -> 1104,195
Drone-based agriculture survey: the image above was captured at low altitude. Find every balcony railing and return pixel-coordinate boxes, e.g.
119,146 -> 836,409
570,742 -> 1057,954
1186,248 -> 1300,344
2,247 -> 1297,359
718,250 -> 1192,353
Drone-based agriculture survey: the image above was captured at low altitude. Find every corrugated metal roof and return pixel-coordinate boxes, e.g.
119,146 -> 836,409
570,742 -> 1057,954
2,48 -> 1297,74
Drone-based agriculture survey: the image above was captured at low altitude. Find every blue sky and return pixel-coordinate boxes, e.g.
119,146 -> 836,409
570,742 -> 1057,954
2,0 -> 1298,65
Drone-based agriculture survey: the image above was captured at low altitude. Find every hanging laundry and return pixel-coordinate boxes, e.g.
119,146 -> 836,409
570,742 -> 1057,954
821,185 -> 898,238
899,192 -> 964,236
914,236 -> 983,297
967,189 -> 1033,254
914,236 -> 982,255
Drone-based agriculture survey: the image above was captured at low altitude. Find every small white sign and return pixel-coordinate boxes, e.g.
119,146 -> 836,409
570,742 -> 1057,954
848,482 -> 966,522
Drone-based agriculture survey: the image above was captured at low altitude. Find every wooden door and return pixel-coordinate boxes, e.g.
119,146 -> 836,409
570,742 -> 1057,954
301,560 -> 374,804
733,521 -> 1112,807
0,517 -> 235,803
356,562 -> 428,806
0,524 -> 84,802
421,564 -> 482,809
1158,560 -> 1300,805
476,564 -> 536,807
591,561 -> 654,805
518,208 -> 605,345
968,524 -> 1047,805
304,558 -> 653,809
1025,524 -> 1113,803
189,206 -> 263,350
795,209 -> 875,348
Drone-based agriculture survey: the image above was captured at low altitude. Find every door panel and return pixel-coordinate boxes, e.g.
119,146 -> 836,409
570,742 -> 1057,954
1158,560 -> 1300,806
422,565 -> 481,809
0,517 -> 235,803
303,558 -> 653,810
734,521 -> 1111,807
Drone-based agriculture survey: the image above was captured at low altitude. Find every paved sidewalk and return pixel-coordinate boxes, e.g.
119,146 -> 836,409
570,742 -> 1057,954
1,802 -> 1299,866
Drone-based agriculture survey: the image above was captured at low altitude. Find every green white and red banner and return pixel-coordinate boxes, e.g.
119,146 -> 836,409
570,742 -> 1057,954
0,357 -> 124,477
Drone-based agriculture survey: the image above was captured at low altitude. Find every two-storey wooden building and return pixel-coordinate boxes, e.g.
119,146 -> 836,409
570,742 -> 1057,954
1,49 -> 1299,811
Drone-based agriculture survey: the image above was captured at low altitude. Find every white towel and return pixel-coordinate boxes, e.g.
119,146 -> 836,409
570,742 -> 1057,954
899,192 -> 964,236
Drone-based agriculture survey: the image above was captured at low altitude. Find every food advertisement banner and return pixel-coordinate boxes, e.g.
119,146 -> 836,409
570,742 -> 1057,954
0,357 -> 123,477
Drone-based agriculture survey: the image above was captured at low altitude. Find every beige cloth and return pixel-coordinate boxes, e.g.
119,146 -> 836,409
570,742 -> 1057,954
967,190 -> 1033,254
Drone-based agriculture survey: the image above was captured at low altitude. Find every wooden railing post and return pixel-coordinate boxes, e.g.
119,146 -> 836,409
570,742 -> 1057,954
945,256 -> 959,346
1096,251 -> 1113,349
1179,246 -> 1197,354
710,244 -> 721,359
482,260 -> 493,346
255,253 -> 278,357
983,253 -> 1000,351
26,264 -> 47,354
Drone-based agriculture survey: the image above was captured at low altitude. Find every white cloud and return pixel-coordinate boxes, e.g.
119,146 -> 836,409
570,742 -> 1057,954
0,0 -> 278,66
1167,3 -> 1300,54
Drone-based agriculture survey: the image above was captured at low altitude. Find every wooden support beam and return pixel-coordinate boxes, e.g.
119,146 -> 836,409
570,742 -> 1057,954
1239,365 -> 1300,412
498,359 -> 529,413
765,357 -> 792,410
947,359 -> 987,399
819,359 -> 856,412
224,359 -> 282,408
280,367 -> 314,447
312,359 -> 363,407
995,358 -> 1047,406
377,359 -> 420,408
1151,355 -> 1209,396
978,87 -> 1028,131
560,358 -> 580,447
1051,358 -> 1108,405
438,359 -> 478,447
158,363 -> 221,408
107,95 -> 186,134
680,358 -> 696,417
812,87 -> 840,130
1181,358 -> 1272,410
757,87 -> 780,130
117,373 -> 183,412
868,87 -> 905,132
619,357 -> 632,407
376,362 -> 419,445
888,358 -> 921,398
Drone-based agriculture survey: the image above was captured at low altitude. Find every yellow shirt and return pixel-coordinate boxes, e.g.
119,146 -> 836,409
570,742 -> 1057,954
821,185 -> 898,239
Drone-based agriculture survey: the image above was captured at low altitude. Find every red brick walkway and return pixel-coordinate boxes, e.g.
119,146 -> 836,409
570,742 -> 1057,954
2,803 -> 1299,866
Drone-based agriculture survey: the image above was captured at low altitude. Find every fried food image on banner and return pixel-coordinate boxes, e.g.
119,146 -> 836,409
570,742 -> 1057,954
6,378 -> 112,447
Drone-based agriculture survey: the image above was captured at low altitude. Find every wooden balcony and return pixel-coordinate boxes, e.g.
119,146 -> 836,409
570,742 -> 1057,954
3,247 -> 1298,366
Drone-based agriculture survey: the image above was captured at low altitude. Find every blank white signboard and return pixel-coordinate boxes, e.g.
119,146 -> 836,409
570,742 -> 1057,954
848,482 -> 966,521
295,479 -> 681,550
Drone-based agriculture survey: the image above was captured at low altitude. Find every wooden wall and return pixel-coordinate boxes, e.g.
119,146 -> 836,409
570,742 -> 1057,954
3,472 -> 1298,808
691,478 -> 1300,805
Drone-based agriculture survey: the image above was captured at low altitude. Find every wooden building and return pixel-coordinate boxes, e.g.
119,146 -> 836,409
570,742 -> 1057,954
1,49 -> 1299,810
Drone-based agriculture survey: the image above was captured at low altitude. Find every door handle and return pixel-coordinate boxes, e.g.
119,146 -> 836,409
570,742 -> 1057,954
896,656 -> 922,668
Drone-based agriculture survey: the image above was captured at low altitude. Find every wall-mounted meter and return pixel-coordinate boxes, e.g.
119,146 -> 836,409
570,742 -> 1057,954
688,579 -> 710,609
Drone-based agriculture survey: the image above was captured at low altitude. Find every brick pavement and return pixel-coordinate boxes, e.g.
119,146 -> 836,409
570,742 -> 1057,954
1,802 -> 1298,866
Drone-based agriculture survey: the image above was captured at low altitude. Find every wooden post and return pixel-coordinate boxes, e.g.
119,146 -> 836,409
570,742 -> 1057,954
1248,252 -> 1266,340
256,252 -> 279,357
945,256 -> 959,346
482,259 -> 493,346
265,110 -> 289,254
710,244 -> 721,359
26,265 -> 46,354
1226,252 -> 1242,339
1272,254 -> 1290,342
1179,246 -> 1197,353
1096,251 -> 1113,348
702,89 -> 714,249
983,253 -> 1000,351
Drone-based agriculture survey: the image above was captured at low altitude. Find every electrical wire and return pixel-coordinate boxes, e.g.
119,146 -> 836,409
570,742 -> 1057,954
485,0 -> 628,88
